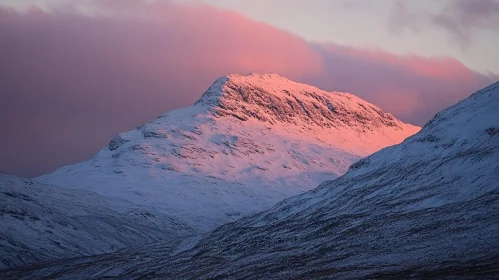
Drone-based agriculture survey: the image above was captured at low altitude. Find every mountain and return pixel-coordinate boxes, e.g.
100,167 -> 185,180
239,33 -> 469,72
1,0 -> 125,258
35,73 -> 418,233
5,81 -> 497,279
0,172 -> 195,269
0,73 -> 417,270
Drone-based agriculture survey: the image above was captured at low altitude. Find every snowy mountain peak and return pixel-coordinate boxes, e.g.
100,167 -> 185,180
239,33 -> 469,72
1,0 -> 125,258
34,74 -> 419,243
195,73 -> 413,132
2,74 -> 422,270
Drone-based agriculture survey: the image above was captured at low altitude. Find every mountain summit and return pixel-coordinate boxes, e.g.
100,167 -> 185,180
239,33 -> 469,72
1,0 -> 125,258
197,74 -> 410,132
0,74 -> 419,268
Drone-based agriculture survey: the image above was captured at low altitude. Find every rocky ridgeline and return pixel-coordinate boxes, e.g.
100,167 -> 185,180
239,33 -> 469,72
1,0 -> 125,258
197,74 -> 402,131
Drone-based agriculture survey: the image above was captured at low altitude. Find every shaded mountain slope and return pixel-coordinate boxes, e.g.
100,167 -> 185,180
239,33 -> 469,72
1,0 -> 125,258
0,173 -> 195,269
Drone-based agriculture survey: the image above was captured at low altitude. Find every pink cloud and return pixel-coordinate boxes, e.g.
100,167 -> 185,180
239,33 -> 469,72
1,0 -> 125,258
304,43 -> 494,124
0,0 -> 495,177
317,43 -> 477,79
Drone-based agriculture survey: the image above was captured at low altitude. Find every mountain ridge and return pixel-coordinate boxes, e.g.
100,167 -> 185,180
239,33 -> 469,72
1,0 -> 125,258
197,73 -> 416,130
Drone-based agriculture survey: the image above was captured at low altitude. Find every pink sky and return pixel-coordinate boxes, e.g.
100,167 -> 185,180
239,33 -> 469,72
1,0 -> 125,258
0,0 -> 496,177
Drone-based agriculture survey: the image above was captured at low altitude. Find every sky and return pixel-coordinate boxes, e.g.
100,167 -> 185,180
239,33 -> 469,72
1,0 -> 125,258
199,0 -> 499,75
0,0 -> 498,177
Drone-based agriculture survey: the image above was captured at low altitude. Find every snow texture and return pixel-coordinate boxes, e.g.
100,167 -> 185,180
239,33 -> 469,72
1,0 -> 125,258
3,81 -> 497,279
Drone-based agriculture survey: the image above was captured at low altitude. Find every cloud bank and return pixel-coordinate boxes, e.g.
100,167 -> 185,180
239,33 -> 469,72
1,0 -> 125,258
0,0 -> 495,177
390,0 -> 499,46
433,0 -> 499,43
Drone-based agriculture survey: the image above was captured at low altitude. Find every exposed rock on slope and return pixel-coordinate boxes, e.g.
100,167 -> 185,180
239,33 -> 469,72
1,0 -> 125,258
197,74 -> 405,130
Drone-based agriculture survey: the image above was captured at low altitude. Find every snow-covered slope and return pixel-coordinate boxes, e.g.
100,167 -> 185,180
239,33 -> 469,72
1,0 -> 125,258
8,81 -> 498,279
36,73 -> 418,232
0,172 -> 195,269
